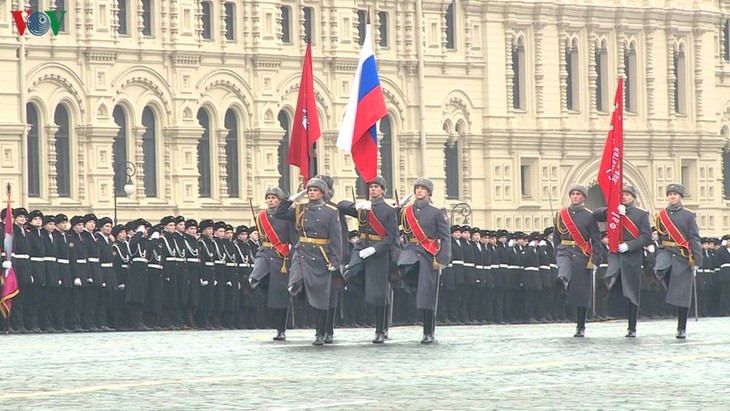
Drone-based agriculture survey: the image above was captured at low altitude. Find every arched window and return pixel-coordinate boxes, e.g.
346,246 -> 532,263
566,39 -> 580,111
141,106 -> 157,197
445,0 -> 455,49
673,45 -> 687,114
112,105 -> 129,196
380,115 -> 394,198
225,109 -> 239,197
197,108 -> 212,198
444,123 -> 460,199
54,104 -> 71,197
277,111 -> 291,193
512,37 -> 526,110
27,103 -> 41,198
595,40 -> 608,112
624,42 -> 638,113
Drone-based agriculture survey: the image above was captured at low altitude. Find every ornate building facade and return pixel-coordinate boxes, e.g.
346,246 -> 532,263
1,0 -> 729,232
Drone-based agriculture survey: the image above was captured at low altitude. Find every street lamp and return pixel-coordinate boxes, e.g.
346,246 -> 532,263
450,202 -> 471,226
113,161 -> 136,224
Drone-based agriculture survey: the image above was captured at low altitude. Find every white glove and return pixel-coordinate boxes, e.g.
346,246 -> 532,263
118,283 -> 125,290
355,200 -> 372,211
238,283 -> 241,290
359,246 -> 376,259
723,240 -> 728,247
58,279 -> 62,286
137,225 -> 146,233
646,244 -> 655,253
692,266 -> 698,276
1,260 -> 11,269
150,232 -> 160,240
200,279 -> 209,286
87,277 -> 93,284
538,240 -> 547,247
226,281 -> 232,287
508,239 -> 514,247
214,280 -> 218,286
164,276 -> 170,282
328,265 -> 337,272
438,263 -> 447,270
288,189 -> 307,202
618,243 -> 629,253
618,204 -> 626,215
30,275 -> 34,284
102,283 -> 106,287
74,278 -> 82,287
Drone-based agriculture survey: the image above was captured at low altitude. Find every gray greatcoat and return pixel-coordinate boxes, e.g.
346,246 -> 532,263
249,206 -> 298,310
276,198 -> 342,311
654,203 -> 702,308
594,203 -> 652,306
554,205 -> 602,308
338,196 -> 398,306
397,199 -> 452,310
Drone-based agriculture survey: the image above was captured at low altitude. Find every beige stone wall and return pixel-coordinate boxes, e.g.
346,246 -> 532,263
0,0 -> 729,233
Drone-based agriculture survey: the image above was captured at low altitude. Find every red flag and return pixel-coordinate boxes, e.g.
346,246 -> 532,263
287,43 -> 321,183
1,184 -> 19,319
598,78 -> 624,253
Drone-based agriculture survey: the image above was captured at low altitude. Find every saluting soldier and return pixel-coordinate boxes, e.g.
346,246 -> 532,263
654,183 -> 702,339
594,184 -> 652,337
338,175 -> 398,343
250,187 -> 296,341
397,177 -> 451,344
276,177 -> 343,346
554,184 -> 602,337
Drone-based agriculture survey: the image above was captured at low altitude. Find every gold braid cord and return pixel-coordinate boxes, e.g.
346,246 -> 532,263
296,202 -> 333,270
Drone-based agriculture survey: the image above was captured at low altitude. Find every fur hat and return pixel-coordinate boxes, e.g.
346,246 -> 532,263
306,177 -> 327,194
666,183 -> 685,197
264,186 -> 285,200
368,176 -> 387,194
413,177 -> 434,195
623,184 -> 638,198
568,183 -> 588,197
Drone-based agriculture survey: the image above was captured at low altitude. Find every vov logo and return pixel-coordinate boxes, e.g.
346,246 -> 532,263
11,9 -> 66,36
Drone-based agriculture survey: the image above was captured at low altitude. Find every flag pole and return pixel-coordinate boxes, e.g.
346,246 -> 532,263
4,183 -> 10,334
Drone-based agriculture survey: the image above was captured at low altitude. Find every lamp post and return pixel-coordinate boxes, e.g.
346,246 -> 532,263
450,202 -> 471,226
113,161 -> 136,224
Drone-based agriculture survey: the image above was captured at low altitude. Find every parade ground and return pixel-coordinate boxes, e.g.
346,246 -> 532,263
3,317 -> 730,410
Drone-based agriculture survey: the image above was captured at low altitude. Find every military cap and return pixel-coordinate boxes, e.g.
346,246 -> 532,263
528,231 -> 541,242
485,230 -> 496,237
70,215 -> 84,226
666,183 -> 685,197
700,237 -> 709,243
623,184 -> 638,198
124,220 -> 137,232
712,237 -> 722,246
150,224 -> 163,234
450,225 -> 461,233
160,215 -> 175,226
199,219 -> 214,231
349,230 -> 359,239
306,177 -> 327,193
313,175 -> 335,197
496,229 -> 509,238
111,224 -> 125,237
213,221 -> 227,231
28,210 -> 43,221
480,229 -> 489,237
543,227 -> 554,236
12,207 -> 28,218
185,219 -> 199,229
98,217 -> 113,227
568,183 -> 588,197
42,215 -> 56,225
471,227 -> 481,234
82,213 -> 97,224
723,234 -> 730,241
367,176 -> 387,194
141,219 -> 152,229
235,225 -> 248,237
413,177 -> 434,195
460,225 -> 471,233
515,231 -> 528,240
0,208 -> 6,220
55,214 -> 69,224
174,216 -> 186,224
264,186 -> 285,200
247,225 -> 258,234
225,224 -> 234,232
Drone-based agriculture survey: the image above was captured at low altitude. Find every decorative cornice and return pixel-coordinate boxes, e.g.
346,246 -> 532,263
85,50 -> 117,63
252,56 -> 282,69
173,54 -> 201,66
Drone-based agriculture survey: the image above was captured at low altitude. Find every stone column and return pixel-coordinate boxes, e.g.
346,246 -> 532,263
80,124 -> 120,211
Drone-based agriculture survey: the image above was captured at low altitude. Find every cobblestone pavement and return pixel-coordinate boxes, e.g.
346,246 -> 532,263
3,317 -> 730,410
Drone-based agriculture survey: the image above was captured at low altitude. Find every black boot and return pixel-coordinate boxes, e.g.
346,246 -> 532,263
273,330 -> 286,341
373,305 -> 386,344
676,306 -> 688,339
574,306 -> 587,337
313,309 -> 327,346
421,309 -> 435,344
324,307 -> 336,344
626,302 -> 638,337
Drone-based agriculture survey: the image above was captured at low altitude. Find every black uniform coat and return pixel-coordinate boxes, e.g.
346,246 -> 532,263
28,227 -> 46,285
396,199 -> 452,310
68,231 -> 89,285
554,205 -> 602,308
12,225 -> 31,284
96,233 -> 116,291
594,203 -> 652,306
338,196 -> 398,306
276,198 -> 343,311
42,229 -> 58,288
250,206 -> 297,310
126,232 -> 149,306
54,231 -> 71,289
654,203 -> 702,308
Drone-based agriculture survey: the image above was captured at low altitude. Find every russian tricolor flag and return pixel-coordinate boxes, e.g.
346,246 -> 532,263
336,24 -> 387,183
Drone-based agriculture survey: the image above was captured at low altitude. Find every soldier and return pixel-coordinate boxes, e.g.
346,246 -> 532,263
40,214 -> 58,331
234,225 -> 254,328
197,219 -> 217,329
160,216 -> 181,329
338,176 -> 398,343
111,224 -> 131,329
54,214 -> 72,331
210,221 -> 229,329
145,224 -> 165,329
127,219 -> 152,331
67,215 -> 88,331
222,224 -> 240,329
276,177 -> 342,346
26,209 -> 45,332
182,219 -> 200,328
522,232 -> 543,323
397,177 -> 451,344
95,216 -> 115,331
554,183 -> 601,337
594,184 -> 652,337
249,187 -> 296,341
654,183 -> 702,339
81,214 -> 102,331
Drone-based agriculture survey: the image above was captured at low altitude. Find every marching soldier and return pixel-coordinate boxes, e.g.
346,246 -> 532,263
554,184 -> 601,337
40,214 -> 58,331
397,177 -> 451,344
222,224 -> 240,329
654,183 -> 702,339
594,184 -> 652,337
234,225 -> 254,328
338,175 -> 398,343
276,177 -> 343,346
145,224 -> 165,329
250,187 -> 296,341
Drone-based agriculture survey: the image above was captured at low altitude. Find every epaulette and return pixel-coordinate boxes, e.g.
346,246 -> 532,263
585,207 -> 593,213
325,203 -> 338,211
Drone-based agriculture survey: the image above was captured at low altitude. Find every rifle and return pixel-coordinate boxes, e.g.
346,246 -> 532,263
249,199 -> 262,239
